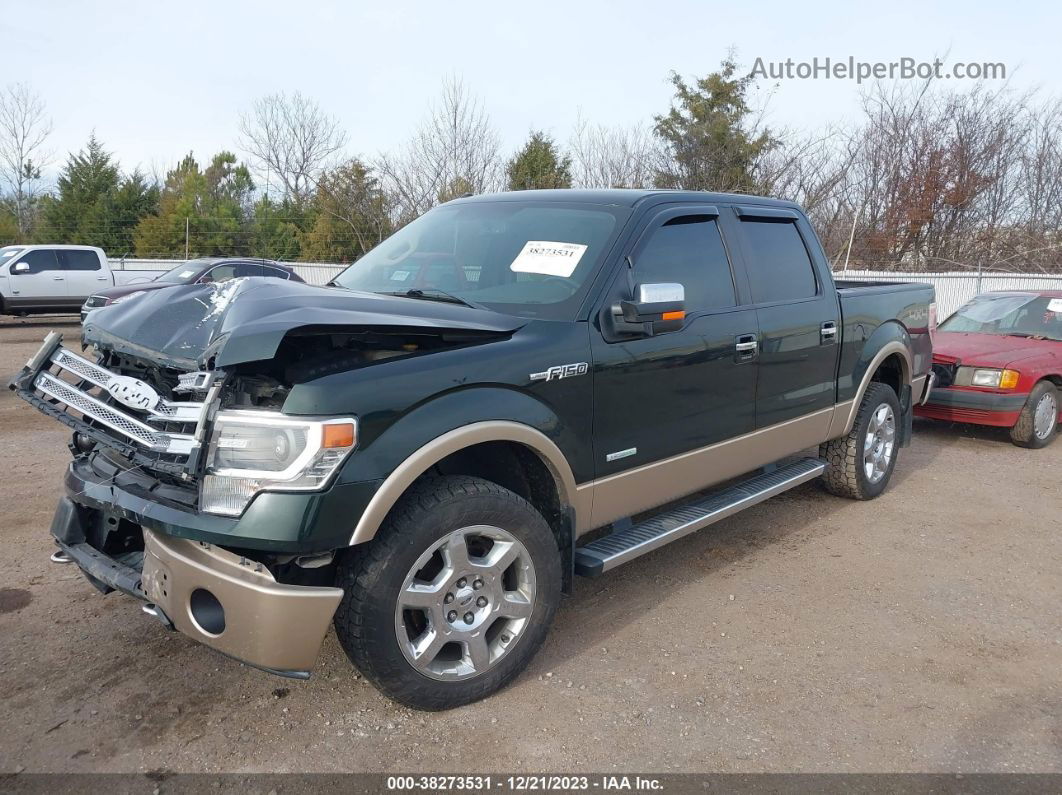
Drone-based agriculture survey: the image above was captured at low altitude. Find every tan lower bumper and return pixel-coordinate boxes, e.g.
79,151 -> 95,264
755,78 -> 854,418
140,529 -> 343,675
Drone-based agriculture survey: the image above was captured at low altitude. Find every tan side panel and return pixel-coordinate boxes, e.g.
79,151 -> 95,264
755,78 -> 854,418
577,407 -> 834,533
349,421 -> 581,545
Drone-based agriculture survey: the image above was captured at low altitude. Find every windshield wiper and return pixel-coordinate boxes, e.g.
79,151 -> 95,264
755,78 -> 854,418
382,288 -> 485,310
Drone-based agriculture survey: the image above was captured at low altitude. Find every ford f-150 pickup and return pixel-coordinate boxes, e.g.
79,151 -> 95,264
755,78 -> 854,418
0,245 -> 164,315
11,189 -> 935,709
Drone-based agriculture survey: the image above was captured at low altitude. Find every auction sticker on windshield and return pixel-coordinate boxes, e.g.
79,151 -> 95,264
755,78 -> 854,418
1048,298 -> 1062,312
510,241 -> 587,278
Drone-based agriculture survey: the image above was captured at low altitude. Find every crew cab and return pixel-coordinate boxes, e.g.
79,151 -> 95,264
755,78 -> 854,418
11,190 -> 934,710
916,291 -> 1061,447
81,258 -> 305,322
0,245 -> 163,316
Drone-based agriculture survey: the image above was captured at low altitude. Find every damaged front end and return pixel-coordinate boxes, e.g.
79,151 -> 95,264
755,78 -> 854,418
11,277 -> 521,678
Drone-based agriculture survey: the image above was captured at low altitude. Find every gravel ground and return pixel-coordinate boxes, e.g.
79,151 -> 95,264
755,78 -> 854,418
0,315 -> 1059,774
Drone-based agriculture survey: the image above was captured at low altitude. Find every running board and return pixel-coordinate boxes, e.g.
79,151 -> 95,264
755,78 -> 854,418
574,457 -> 826,577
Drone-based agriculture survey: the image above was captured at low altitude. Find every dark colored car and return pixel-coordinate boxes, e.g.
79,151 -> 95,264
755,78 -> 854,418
916,290 -> 1062,447
80,258 -> 304,321
12,189 -> 934,710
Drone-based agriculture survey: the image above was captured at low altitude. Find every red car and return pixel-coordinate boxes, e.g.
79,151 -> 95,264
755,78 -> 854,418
916,290 -> 1062,448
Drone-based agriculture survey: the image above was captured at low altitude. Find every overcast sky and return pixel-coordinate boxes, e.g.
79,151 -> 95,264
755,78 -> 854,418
4,0 -> 1060,180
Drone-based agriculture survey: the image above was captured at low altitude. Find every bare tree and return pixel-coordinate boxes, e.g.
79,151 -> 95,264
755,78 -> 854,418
376,77 -> 502,221
568,115 -> 657,189
239,91 -> 348,204
0,83 -> 52,238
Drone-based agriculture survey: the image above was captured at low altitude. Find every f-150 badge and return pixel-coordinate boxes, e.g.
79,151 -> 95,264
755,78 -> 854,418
530,362 -> 588,382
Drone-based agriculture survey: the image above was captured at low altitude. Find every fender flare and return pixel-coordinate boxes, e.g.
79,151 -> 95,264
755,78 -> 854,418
348,420 -> 581,546
831,336 -> 913,438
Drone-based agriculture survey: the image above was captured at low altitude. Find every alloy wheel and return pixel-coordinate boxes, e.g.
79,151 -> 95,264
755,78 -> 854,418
863,403 -> 896,484
394,525 -> 537,681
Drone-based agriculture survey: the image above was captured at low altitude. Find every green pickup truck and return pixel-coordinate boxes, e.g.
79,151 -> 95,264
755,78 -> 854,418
12,190 -> 935,709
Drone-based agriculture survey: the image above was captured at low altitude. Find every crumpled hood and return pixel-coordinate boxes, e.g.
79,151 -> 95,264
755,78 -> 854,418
932,331 -> 1060,369
81,277 -> 524,370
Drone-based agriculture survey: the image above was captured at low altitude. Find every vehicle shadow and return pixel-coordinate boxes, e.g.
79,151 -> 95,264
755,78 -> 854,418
0,315 -> 80,329
535,432 -> 949,672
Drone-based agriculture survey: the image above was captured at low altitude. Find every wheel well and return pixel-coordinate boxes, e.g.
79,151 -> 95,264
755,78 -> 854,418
870,353 -> 906,398
428,441 -> 564,532
1043,374 -> 1062,390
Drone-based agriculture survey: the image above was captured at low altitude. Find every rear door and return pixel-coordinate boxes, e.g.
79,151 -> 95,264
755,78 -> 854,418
591,205 -> 759,477
59,248 -> 107,301
725,206 -> 841,428
7,249 -> 67,308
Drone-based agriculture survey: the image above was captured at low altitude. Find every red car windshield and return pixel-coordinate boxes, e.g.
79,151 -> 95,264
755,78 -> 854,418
940,294 -> 1062,341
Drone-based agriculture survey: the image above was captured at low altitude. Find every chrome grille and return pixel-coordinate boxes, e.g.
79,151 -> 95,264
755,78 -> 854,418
50,347 -> 204,422
35,372 -> 195,455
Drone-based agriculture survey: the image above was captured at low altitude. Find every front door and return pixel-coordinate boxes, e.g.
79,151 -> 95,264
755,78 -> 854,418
7,249 -> 68,309
589,206 -> 758,526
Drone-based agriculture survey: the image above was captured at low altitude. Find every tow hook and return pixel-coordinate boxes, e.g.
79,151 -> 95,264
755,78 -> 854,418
49,549 -> 73,564
142,602 -> 175,631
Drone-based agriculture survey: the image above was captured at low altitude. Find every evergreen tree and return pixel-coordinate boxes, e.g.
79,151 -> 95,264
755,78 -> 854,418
300,159 -> 392,262
36,134 -> 156,252
653,59 -> 776,193
133,152 -> 254,257
506,131 -> 572,190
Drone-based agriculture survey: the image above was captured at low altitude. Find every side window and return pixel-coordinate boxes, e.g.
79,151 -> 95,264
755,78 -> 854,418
13,249 -> 61,274
204,265 -> 238,283
737,219 -> 818,303
60,249 -> 102,271
634,215 -> 736,311
234,262 -> 264,278
262,266 -> 291,280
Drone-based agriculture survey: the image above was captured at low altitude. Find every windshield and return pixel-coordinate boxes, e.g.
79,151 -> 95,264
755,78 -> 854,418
332,201 -> 628,320
940,294 -> 1062,341
0,246 -> 25,263
156,260 -> 210,284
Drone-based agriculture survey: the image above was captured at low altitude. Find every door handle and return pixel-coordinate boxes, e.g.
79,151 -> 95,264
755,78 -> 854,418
52,276 -> 65,281
735,333 -> 758,361
820,321 -> 838,344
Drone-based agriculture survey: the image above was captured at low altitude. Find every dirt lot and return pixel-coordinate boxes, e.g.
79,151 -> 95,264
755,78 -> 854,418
0,315 -> 1059,775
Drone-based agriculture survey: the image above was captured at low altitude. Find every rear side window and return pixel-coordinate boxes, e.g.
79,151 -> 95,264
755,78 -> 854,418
738,219 -> 818,303
14,249 -> 61,273
61,249 -> 102,271
261,265 -> 291,280
234,262 -> 264,278
634,215 -> 736,311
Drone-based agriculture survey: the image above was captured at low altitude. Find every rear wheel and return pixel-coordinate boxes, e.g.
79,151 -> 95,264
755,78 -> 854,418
333,475 -> 561,710
820,382 -> 901,500
1010,380 -> 1059,449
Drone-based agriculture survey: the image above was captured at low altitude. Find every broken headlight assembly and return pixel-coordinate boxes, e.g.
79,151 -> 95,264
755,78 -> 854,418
955,367 -> 1020,389
200,411 -> 357,516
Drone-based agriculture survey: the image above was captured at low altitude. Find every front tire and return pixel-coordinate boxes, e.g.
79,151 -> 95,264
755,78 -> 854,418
333,475 -> 562,710
1010,380 -> 1059,449
820,382 -> 901,500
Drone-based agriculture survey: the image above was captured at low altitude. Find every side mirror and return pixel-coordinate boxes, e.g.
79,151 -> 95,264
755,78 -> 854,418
11,262 -> 29,274
612,283 -> 686,335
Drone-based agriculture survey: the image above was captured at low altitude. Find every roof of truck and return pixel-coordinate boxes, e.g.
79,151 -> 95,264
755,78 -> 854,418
451,188 -> 801,209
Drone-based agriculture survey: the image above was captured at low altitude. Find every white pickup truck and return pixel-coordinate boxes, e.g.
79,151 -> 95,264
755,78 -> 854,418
0,245 -> 164,316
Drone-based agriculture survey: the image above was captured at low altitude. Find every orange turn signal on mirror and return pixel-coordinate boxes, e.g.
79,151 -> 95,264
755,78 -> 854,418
1000,369 -> 1021,390
322,423 -> 356,448
661,311 -> 685,321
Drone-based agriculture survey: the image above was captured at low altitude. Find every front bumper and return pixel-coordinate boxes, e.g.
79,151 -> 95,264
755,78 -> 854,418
915,386 -> 1028,427
51,494 -> 344,678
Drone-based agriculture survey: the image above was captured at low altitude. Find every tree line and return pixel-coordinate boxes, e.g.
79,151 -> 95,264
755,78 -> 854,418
3,62 -> 1062,273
